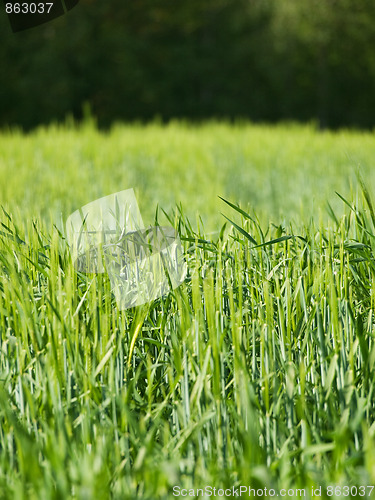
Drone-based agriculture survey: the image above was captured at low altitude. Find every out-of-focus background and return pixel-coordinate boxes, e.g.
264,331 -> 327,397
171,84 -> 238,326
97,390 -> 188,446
1,0 -> 375,231
1,0 -> 375,130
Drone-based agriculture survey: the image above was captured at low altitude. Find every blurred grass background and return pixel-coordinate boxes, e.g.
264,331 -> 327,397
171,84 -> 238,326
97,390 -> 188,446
1,121 -> 374,230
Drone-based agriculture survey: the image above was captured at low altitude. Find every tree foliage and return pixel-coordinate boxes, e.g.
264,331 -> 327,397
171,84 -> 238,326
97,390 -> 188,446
0,0 -> 375,129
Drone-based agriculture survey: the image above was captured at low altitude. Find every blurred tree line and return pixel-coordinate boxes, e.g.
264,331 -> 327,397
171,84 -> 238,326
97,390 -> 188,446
1,0 -> 375,129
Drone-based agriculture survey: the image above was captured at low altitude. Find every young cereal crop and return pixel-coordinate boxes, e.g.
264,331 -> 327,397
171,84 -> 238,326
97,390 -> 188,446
0,122 -> 375,498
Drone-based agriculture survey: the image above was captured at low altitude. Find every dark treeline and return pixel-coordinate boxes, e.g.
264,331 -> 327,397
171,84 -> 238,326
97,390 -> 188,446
1,0 -> 375,130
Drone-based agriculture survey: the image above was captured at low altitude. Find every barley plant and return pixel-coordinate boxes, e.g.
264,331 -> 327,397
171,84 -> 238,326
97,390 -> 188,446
0,123 -> 375,499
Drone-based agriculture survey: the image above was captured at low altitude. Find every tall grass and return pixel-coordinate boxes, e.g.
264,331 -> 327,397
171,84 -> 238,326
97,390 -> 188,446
1,178 -> 375,498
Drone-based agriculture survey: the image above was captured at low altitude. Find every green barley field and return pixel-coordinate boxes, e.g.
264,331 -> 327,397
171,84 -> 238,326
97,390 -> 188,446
1,121 -> 375,499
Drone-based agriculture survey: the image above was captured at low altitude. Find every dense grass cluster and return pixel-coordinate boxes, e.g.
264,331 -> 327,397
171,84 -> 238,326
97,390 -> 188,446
1,123 -> 375,498
1,190 -> 375,498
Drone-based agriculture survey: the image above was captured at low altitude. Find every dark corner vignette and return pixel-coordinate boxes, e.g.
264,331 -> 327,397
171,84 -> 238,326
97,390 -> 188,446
3,0 -> 80,32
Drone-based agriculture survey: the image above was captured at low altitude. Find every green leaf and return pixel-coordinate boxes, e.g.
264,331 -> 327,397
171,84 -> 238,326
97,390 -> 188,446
252,235 -> 293,248
221,213 -> 258,245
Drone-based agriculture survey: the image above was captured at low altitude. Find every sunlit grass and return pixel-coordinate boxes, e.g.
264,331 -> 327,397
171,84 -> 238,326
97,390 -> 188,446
1,120 -> 375,228
1,123 -> 375,498
1,182 -> 375,497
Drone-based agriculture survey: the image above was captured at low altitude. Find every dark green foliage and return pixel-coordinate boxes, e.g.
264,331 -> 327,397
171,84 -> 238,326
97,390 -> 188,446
1,0 -> 375,129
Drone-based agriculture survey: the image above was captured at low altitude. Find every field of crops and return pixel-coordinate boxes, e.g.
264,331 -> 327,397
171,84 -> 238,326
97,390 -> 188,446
1,122 -> 375,498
